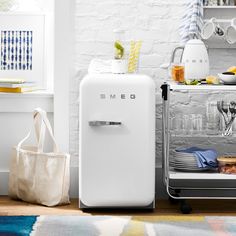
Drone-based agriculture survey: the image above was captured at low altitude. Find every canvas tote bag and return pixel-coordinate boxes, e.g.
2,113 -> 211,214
8,108 -> 70,206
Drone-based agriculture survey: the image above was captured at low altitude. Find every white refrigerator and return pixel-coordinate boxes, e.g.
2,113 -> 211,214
79,73 -> 156,208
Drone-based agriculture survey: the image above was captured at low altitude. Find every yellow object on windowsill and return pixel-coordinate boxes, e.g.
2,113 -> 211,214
0,78 -> 25,84
0,87 -> 39,93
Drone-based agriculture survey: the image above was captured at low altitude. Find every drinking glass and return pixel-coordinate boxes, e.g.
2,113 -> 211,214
171,63 -> 185,83
171,114 -> 183,135
206,101 -> 220,135
190,114 -> 203,135
182,115 -> 190,135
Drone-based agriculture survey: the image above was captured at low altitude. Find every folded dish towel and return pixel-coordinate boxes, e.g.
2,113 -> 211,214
88,59 -> 112,74
176,147 -> 218,168
179,0 -> 204,44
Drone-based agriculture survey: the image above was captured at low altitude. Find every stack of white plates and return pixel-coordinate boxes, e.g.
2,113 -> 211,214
170,151 -> 209,172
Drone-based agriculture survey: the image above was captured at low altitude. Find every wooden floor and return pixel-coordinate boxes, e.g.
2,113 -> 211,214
1,196 -> 236,216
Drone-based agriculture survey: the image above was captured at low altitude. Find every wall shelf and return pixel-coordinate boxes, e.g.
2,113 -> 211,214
170,133 -> 235,138
203,4 -> 236,48
204,6 -> 236,9
203,5 -> 236,19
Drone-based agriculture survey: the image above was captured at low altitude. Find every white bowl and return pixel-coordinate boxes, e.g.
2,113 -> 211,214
218,73 -> 236,85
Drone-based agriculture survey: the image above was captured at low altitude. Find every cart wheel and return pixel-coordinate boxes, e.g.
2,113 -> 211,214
168,195 -> 179,205
174,189 -> 181,194
180,201 -> 192,214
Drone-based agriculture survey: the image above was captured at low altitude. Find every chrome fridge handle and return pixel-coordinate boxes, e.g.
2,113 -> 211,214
89,121 -> 122,126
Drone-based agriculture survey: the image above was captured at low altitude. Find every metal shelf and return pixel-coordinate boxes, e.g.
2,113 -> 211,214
170,133 -> 234,138
168,81 -> 236,91
169,170 -> 236,180
204,6 -> 236,9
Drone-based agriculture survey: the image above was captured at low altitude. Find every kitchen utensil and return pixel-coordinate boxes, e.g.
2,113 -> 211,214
224,101 -> 236,136
225,18 -> 236,45
170,39 -> 209,80
217,100 -> 228,125
222,101 -> 229,118
217,100 -> 235,136
201,18 -> 225,40
222,101 -> 230,133
218,72 -> 236,84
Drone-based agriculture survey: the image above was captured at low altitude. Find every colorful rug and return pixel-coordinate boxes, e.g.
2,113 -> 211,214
0,215 -> 236,236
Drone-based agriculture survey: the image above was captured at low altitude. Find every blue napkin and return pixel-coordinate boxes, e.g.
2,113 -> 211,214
176,147 -> 218,168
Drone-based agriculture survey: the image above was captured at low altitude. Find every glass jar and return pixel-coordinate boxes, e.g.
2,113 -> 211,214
113,29 -> 127,60
171,63 -> 185,83
218,156 -> 236,174
112,29 -> 128,74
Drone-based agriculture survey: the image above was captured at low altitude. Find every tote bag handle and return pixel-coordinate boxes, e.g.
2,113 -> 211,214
34,108 -> 59,153
34,108 -> 46,149
17,108 -> 59,153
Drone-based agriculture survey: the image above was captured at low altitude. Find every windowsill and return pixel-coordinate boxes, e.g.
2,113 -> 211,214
0,89 -> 54,113
0,89 -> 54,98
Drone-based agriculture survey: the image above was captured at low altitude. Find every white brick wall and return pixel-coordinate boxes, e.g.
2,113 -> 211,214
71,0 -> 236,174
71,0 -> 184,167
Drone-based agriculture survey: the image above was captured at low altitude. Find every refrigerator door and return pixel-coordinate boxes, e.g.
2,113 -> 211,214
79,74 -> 155,207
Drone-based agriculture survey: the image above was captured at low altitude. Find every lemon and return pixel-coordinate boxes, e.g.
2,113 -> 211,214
206,75 -> 219,85
184,79 -> 199,85
114,41 -> 124,59
227,66 -> 236,74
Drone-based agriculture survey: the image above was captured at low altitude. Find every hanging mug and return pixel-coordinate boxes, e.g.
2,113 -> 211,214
225,18 -> 236,45
201,18 -> 225,40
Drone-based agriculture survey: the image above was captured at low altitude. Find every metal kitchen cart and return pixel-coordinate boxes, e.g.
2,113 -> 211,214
161,82 -> 236,214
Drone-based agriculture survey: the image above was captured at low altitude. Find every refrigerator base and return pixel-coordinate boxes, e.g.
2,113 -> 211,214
79,200 -> 155,210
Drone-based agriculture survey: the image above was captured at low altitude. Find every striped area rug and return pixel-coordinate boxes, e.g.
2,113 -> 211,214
0,215 -> 236,236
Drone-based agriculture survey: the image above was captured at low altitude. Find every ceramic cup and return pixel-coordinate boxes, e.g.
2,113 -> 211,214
201,18 -> 225,40
225,18 -> 236,44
